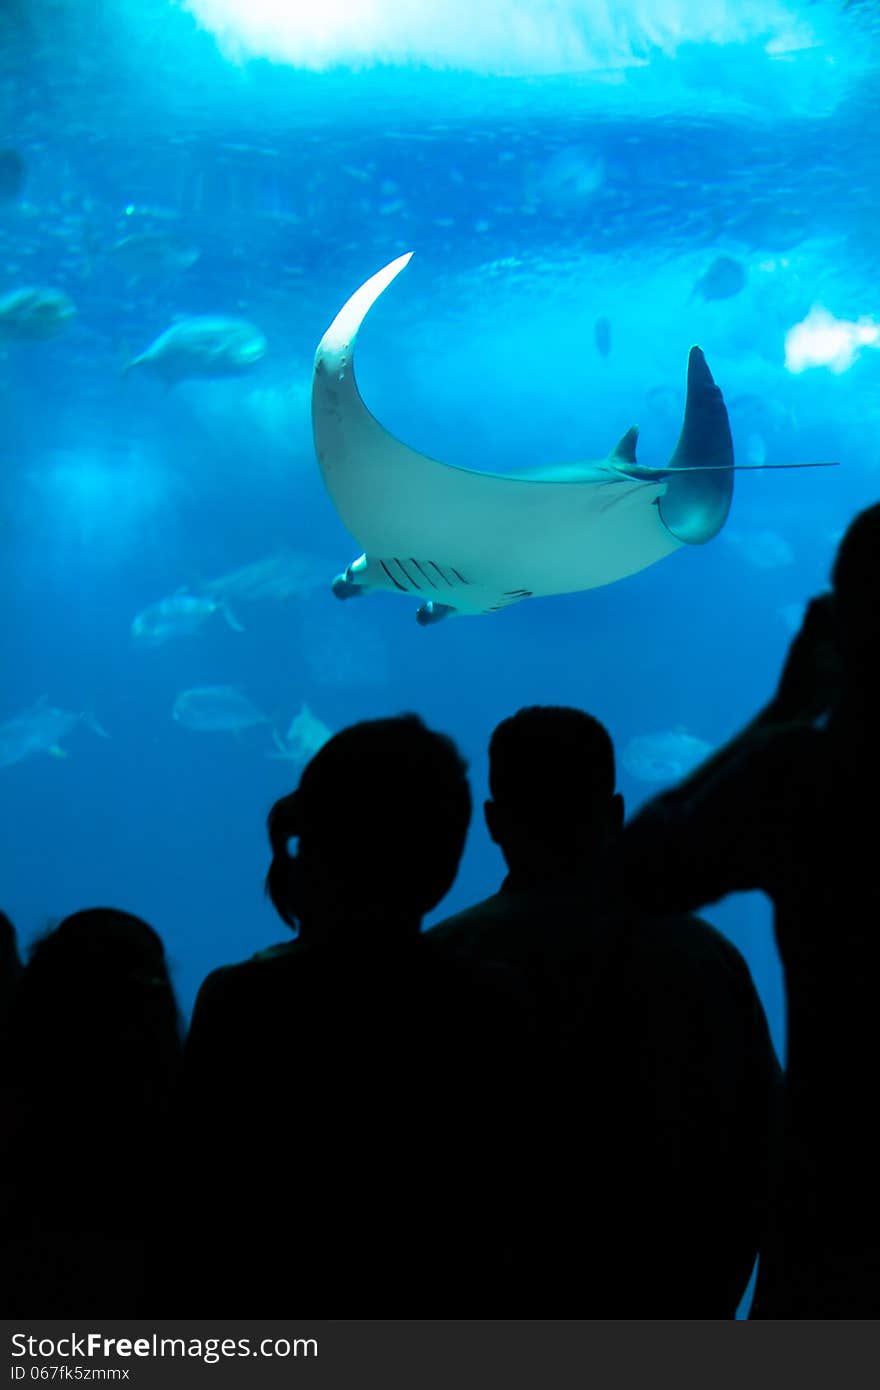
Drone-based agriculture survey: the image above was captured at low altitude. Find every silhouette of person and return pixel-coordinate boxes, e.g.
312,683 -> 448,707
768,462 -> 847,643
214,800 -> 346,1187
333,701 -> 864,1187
0,908 -> 182,1314
613,500 -> 880,1317
0,910 -> 21,1024
181,714 -> 532,1316
430,705 -> 780,1316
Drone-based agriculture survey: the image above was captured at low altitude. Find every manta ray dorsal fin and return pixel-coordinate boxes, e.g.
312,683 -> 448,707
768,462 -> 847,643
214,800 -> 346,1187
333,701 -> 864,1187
610,425 -> 639,465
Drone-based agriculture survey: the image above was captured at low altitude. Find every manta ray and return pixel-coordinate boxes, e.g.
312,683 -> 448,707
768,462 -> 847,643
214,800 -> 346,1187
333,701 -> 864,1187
312,253 -> 831,625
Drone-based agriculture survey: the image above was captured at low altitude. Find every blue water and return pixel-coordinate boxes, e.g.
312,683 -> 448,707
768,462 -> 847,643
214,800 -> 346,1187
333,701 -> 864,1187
4,0 -> 880,1059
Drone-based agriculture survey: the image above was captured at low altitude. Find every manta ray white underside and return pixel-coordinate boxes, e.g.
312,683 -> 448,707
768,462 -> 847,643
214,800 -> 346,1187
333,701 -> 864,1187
311,253 -> 828,624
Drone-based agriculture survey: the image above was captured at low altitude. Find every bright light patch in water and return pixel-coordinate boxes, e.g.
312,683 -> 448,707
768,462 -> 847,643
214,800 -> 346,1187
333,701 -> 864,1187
179,0 -> 824,74
785,305 -> 880,375
19,452 -> 181,570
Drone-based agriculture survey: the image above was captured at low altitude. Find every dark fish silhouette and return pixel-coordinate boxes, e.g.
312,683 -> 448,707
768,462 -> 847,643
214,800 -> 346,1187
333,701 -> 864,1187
594,315 -> 612,357
691,255 -> 746,302
0,149 -> 25,201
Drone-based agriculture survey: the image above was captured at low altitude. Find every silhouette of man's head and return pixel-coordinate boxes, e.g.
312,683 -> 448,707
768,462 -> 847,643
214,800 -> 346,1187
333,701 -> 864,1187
485,705 -> 624,884
832,501 -> 880,679
266,714 -> 471,936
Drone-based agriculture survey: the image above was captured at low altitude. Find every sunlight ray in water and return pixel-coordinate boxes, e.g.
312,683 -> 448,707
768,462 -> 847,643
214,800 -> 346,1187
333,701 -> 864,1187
16,451 -> 185,571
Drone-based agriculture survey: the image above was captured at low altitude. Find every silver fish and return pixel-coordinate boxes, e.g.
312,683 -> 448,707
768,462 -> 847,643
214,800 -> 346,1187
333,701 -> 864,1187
109,232 -> 201,278
172,686 -> 267,734
0,696 -> 109,769
204,552 -> 324,605
125,316 -> 267,383
0,287 -> 76,339
269,703 -> 333,767
131,591 -> 243,646
622,729 -> 714,785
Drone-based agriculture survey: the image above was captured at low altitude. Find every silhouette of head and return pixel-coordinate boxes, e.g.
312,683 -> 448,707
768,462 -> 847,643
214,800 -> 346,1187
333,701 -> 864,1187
832,501 -> 880,680
1,909 -> 22,1005
27,907 -> 168,974
485,705 -> 624,883
10,907 -> 181,1129
266,714 -> 471,937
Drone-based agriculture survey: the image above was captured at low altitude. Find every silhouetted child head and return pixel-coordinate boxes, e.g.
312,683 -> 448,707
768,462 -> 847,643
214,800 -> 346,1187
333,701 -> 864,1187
27,907 -> 168,976
486,705 -> 624,882
266,714 -> 471,937
11,907 -> 182,1103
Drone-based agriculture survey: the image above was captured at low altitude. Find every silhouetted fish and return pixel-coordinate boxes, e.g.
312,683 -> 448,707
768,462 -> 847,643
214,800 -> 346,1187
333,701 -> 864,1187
594,315 -> 612,357
537,145 -> 605,208
0,149 -> 25,200
691,255 -> 746,302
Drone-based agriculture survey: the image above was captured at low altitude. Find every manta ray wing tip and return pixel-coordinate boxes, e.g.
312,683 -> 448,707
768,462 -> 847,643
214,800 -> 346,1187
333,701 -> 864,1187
315,253 -> 414,366
382,250 -> 414,279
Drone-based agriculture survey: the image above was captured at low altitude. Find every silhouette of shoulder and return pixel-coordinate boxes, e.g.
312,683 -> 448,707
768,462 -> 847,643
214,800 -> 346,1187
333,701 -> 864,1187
431,884 -> 765,1012
617,914 -> 779,1095
430,884 -> 605,965
187,933 -> 531,1092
